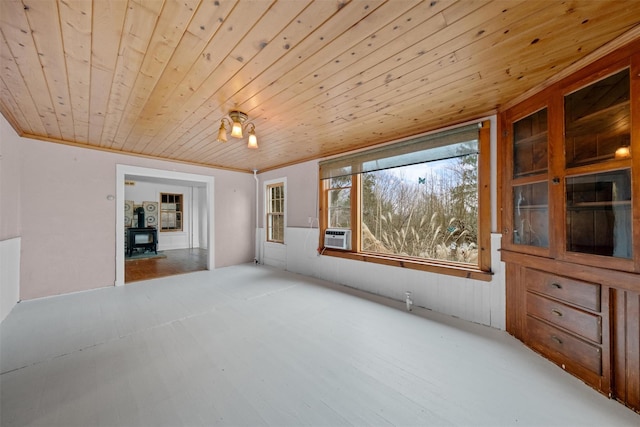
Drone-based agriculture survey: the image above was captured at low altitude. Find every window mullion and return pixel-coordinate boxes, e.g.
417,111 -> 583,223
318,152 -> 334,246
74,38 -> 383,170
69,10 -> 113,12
353,173 -> 362,252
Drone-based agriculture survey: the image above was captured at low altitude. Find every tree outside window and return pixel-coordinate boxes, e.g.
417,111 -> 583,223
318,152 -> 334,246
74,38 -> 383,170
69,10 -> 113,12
361,151 -> 478,264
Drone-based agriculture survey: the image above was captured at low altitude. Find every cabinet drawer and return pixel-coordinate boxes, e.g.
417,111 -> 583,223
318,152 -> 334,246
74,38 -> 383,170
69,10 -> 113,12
526,316 -> 602,375
525,269 -> 600,311
526,292 -> 601,343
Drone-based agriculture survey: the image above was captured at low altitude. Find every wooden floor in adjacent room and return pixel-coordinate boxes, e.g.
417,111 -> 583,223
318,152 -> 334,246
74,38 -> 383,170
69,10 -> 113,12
125,248 -> 208,283
1,265 -> 638,426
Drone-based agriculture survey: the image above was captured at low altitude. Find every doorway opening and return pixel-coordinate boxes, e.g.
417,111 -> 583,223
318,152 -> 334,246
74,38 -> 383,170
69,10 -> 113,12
115,165 -> 215,286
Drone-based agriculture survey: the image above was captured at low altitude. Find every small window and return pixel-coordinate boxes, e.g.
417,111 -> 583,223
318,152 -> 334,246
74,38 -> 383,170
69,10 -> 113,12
160,193 -> 183,232
328,176 -> 352,229
266,182 -> 285,243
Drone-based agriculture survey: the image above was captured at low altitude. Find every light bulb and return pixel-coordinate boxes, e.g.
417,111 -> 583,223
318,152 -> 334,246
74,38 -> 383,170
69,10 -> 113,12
615,146 -> 631,159
247,129 -> 258,149
231,121 -> 243,138
217,122 -> 227,142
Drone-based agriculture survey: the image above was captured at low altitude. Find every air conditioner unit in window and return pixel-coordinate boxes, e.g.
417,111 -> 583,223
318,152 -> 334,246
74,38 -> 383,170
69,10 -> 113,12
324,228 -> 351,250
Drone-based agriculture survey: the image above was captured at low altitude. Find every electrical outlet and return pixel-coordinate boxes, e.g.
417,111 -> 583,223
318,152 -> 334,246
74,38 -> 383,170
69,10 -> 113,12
308,216 -> 312,224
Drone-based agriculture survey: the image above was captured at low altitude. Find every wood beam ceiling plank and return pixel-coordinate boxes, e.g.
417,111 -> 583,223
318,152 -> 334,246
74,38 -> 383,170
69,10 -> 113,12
454,2 -> 639,83
440,0 -> 494,25
100,0 -> 160,148
156,111 -> 219,159
129,0 -> 275,155
141,0 -> 337,158
111,0 -> 201,150
219,0 -> 321,111
285,71 -> 483,149
0,31 -> 45,136
120,0 -> 237,150
59,0 -> 92,143
0,74 -> 32,135
153,0 -> 340,158
131,0 -> 164,15
252,1 -> 450,133
0,0 -> 61,139
157,0 -> 375,156
256,0 -> 526,136
135,0 -> 294,156
218,0 -> 371,117
225,2 -> 398,117
26,0 -> 76,141
152,0 -> 397,162
226,0 -> 394,125
186,0 -> 238,42
316,0 -> 538,111
474,32 -> 634,108
88,0 -> 127,145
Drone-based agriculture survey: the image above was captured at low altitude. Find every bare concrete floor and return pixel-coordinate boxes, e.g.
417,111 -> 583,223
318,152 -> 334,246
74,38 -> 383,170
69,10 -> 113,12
1,265 -> 638,426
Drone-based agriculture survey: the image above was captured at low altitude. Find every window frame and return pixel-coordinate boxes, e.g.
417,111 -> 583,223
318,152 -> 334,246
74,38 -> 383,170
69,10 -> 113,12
326,176 -> 353,229
318,121 -> 492,281
160,193 -> 183,232
265,178 -> 286,244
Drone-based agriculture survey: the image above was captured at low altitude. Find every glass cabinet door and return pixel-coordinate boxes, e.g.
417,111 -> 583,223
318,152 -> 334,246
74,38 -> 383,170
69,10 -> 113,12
513,181 -> 549,247
564,67 -> 632,259
511,108 -> 549,248
566,170 -> 632,258
565,68 -> 630,167
513,108 -> 548,177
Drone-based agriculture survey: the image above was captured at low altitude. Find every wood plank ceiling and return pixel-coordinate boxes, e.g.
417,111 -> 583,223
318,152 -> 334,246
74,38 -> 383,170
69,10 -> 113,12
1,0 -> 639,173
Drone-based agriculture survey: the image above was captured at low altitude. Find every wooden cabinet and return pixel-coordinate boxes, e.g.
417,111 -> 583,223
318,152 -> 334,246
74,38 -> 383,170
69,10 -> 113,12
613,288 -> 640,410
502,40 -> 640,413
524,267 -> 608,393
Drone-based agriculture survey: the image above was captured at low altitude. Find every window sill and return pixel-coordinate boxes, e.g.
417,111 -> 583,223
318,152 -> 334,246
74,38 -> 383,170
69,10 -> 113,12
321,249 -> 493,282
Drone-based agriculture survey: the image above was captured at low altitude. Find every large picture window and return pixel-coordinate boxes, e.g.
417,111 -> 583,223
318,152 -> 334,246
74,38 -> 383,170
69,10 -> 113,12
319,121 -> 491,279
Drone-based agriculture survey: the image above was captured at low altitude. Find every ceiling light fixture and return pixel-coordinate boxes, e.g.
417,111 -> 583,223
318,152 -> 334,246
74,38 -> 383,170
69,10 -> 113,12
217,110 -> 258,149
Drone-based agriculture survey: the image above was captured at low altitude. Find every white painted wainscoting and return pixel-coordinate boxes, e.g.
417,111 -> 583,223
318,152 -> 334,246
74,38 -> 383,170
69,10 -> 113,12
258,227 -> 505,330
262,241 -> 287,270
0,237 -> 20,323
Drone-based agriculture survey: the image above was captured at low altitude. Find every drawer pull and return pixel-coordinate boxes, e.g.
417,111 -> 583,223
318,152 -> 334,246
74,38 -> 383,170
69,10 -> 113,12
551,335 -> 563,345
551,282 -> 562,289
551,308 -> 563,317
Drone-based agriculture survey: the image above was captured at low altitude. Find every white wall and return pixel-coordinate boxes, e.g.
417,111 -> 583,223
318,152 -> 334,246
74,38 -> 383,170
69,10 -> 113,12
1,116 -> 22,321
259,226 -> 505,329
2,115 -> 256,300
196,187 -> 208,249
0,238 -> 20,323
259,161 -> 319,228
